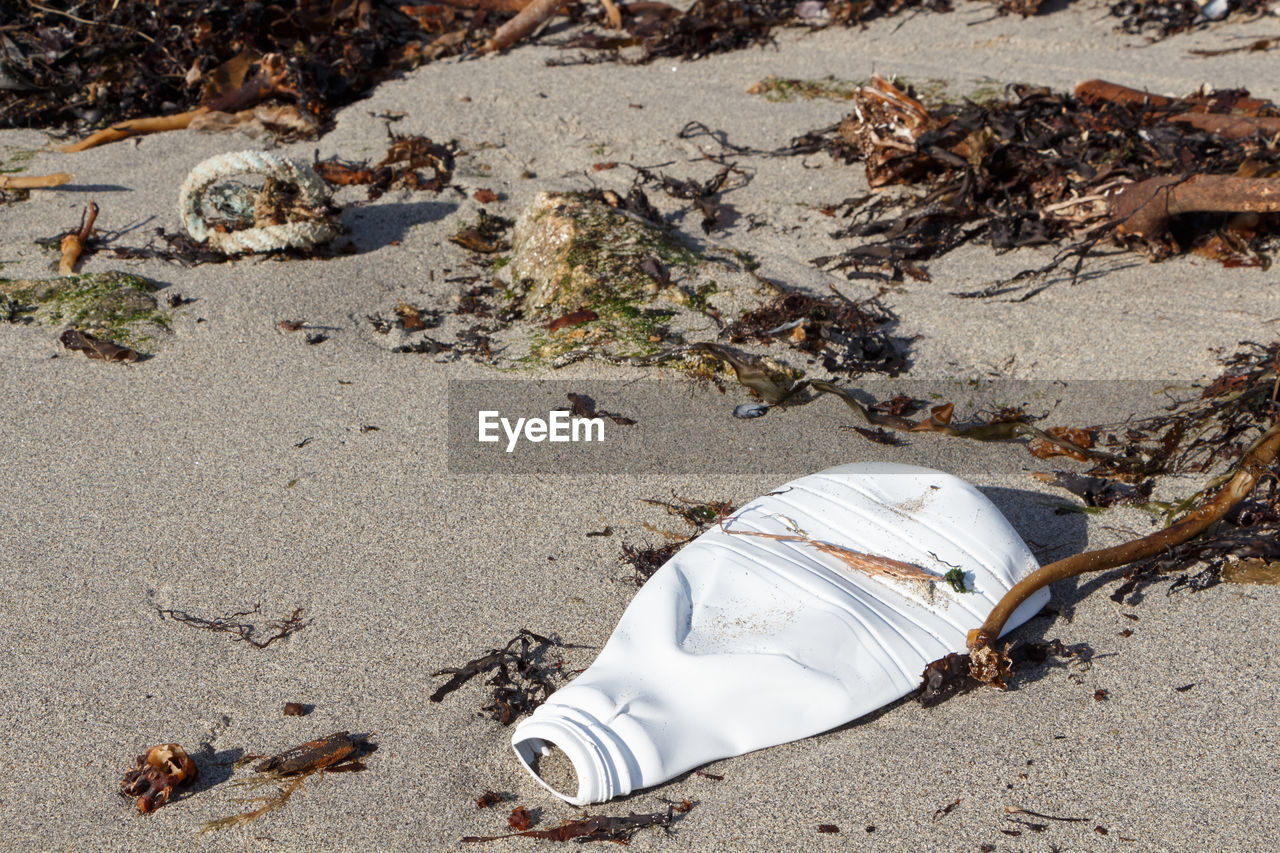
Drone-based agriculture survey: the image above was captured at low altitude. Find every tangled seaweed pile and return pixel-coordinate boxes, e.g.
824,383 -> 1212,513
800,77 -> 1280,290
1003,339 -> 1280,602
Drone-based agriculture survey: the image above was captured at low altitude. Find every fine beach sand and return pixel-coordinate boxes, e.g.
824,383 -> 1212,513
2,4 -> 1279,850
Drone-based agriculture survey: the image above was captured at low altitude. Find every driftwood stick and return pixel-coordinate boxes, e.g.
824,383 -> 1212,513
1074,78 -> 1276,118
1109,175 -> 1280,240
0,172 -> 72,189
967,423 -> 1280,685
1073,79 -> 1177,108
480,0 -> 563,52
1168,112 -> 1280,141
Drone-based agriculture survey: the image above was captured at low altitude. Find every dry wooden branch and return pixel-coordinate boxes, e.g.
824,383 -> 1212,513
967,422 -> 1280,686
1074,78 -> 1277,120
0,172 -> 71,189
1108,174 -> 1280,241
480,0 -> 564,52
58,200 -> 98,274
58,54 -> 299,152
1168,112 -> 1280,141
1073,79 -> 1178,109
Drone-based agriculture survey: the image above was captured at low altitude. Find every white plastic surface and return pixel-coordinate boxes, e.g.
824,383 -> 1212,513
512,463 -> 1051,804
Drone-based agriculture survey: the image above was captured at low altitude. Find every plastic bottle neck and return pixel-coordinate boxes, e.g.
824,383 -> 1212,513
511,704 -> 639,805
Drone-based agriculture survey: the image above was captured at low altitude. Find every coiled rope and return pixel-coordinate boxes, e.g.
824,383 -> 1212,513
179,150 -> 337,254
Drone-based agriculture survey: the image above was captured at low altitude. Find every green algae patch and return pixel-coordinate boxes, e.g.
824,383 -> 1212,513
747,75 -> 865,102
0,271 -> 172,352
507,192 -> 776,363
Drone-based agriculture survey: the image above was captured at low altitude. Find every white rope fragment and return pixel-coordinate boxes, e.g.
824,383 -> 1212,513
178,150 -> 337,254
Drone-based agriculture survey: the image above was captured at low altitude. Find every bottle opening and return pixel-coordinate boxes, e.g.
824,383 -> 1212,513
513,737 -> 581,802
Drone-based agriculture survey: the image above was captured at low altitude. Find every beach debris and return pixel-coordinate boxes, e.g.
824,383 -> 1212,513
505,191 -> 774,363
156,602 -> 310,649
804,76 -> 1280,291
313,132 -> 456,201
120,743 -> 199,814
1192,36 -> 1280,57
703,370 -> 1113,468
725,288 -> 905,376
476,789 -> 510,808
200,731 -> 373,833
562,392 -> 636,425
1005,805 -> 1088,823
919,638 -> 1088,705
721,515 -> 942,584
0,172 -> 71,190
620,540 -> 684,586
548,309 -> 598,334
450,210 -> 513,254
508,805 -> 534,830
429,629 -> 585,725
0,4 -> 457,134
1109,0 -> 1274,38
958,419 -> 1280,689
461,804 -> 688,843
933,798 -> 961,820
390,301 -> 442,333
513,465 -> 1048,805
620,495 -> 733,585
1031,472 -> 1154,509
57,53 -> 304,152
2,271 -> 170,353
59,328 -> 139,362
817,824 -> 840,833
58,201 -> 98,274
481,0 -> 563,53
179,151 -> 339,255
282,702 -> 310,716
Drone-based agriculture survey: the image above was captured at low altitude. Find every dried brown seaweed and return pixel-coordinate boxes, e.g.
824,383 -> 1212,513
726,288 -> 905,376
156,603 -> 310,649
59,328 -> 139,363
200,732 -> 373,833
462,804 -> 687,843
314,133 -> 456,200
0,3 -> 478,133
619,495 -> 734,585
803,77 -> 1280,291
964,419 -> 1280,688
430,629 -> 585,724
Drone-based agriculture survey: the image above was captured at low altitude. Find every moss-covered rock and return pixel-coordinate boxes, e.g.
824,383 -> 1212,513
0,271 -> 172,352
506,192 -> 776,362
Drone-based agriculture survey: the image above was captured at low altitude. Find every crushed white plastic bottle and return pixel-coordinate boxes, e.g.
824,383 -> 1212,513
512,462 -> 1051,805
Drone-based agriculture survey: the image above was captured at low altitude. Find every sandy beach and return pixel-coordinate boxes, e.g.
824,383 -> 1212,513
2,3 -> 1279,850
